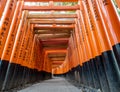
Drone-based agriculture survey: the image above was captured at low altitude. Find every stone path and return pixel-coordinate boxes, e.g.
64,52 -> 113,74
18,77 -> 81,92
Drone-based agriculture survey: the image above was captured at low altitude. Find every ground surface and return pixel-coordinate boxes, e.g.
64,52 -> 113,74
18,77 -> 81,92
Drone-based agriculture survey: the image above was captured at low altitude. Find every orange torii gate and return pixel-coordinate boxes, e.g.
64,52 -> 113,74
0,0 -> 120,92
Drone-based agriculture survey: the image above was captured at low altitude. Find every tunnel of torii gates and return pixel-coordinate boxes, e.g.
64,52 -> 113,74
0,0 -> 120,91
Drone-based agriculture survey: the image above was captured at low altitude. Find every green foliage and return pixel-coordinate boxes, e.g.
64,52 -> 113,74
62,2 -> 78,6
112,0 -> 120,16
54,2 -> 78,6
117,8 -> 120,15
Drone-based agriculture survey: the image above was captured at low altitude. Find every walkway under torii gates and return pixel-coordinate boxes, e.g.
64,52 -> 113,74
0,0 -> 120,92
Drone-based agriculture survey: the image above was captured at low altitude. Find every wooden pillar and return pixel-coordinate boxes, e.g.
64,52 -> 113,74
0,0 -> 17,90
0,0 -> 17,59
1,1 -> 24,63
96,0 -> 120,45
0,0 -> 7,18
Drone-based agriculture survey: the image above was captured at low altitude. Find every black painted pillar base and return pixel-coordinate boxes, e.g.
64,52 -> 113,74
102,51 -> 120,92
0,60 -> 9,90
95,56 -> 110,92
112,43 -> 120,69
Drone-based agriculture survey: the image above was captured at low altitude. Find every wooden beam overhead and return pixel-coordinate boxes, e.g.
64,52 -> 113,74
45,49 -> 67,53
24,0 -> 78,2
42,38 -> 69,41
34,25 -> 74,30
52,64 -> 62,66
49,54 -> 66,58
38,33 -> 69,36
35,29 -> 71,34
50,56 -> 66,58
23,5 -> 79,11
52,63 -> 63,65
42,40 -> 68,45
43,44 -> 68,47
38,34 -> 70,39
28,14 -> 77,19
43,46 -> 68,49
43,42 -> 68,46
52,61 -> 64,63
50,57 -> 65,61
30,20 -> 75,24
43,43 -> 68,47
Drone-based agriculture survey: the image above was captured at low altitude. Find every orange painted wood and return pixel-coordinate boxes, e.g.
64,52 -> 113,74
87,0 -> 111,53
16,18 -> 29,65
115,0 -> 120,8
18,22 -> 31,66
30,19 -> 75,24
74,22 -> 83,65
28,14 -> 77,19
23,5 -> 80,11
34,25 -> 74,30
85,0 -> 103,56
82,0 -> 100,58
0,0 -> 17,59
25,25 -> 34,68
10,11 -> 28,64
97,0 -> 120,45
21,25 -> 31,67
45,50 -> 67,54
77,10 -> 92,61
71,33 -> 80,67
24,0 -> 78,2
29,35 -> 36,69
0,0 -> 7,18
1,1 -> 24,62
76,16 -> 87,63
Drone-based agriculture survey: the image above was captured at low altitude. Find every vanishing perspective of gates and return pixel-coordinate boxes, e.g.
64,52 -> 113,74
0,0 -> 120,92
